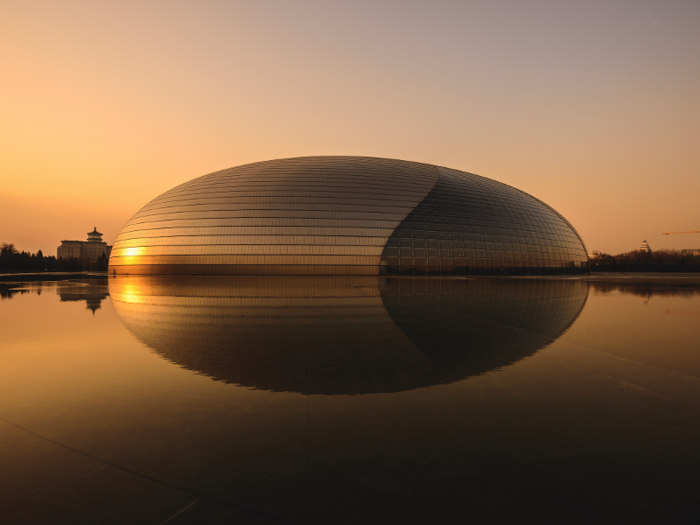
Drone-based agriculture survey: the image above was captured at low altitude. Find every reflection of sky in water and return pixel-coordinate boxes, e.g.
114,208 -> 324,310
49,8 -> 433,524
1,277 -> 700,524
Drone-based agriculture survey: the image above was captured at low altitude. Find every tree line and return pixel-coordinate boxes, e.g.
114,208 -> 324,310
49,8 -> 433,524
0,243 -> 109,273
590,249 -> 700,272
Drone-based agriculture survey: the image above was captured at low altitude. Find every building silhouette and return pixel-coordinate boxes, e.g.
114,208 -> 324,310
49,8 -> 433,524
58,227 -> 112,261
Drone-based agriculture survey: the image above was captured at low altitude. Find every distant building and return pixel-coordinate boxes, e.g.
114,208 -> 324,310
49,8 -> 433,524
57,227 -> 112,261
681,248 -> 700,256
639,240 -> 652,253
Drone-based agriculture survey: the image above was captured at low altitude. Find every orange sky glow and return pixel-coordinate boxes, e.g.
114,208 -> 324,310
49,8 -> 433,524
2,0 -> 699,255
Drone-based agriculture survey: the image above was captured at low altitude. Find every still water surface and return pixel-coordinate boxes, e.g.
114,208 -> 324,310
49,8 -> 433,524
1,276 -> 699,524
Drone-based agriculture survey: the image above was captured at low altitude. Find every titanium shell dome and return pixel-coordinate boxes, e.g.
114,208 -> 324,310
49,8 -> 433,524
109,156 -> 589,276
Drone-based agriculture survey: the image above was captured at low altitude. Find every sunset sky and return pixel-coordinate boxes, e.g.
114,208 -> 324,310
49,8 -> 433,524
2,0 -> 699,255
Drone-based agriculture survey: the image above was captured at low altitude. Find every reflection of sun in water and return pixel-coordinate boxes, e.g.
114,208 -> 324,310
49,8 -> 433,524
120,293 -> 142,304
115,282 -> 145,304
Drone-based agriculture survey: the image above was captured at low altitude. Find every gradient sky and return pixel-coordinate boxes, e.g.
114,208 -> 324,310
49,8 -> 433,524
2,0 -> 699,255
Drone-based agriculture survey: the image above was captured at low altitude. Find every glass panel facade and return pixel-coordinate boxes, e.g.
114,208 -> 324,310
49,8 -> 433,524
379,167 -> 589,276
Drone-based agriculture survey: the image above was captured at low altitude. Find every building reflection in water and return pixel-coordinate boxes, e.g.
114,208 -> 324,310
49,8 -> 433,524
0,280 -> 109,314
110,276 -> 589,394
59,288 -> 109,314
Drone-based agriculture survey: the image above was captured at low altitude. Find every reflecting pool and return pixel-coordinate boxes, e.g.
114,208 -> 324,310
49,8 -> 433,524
1,276 -> 700,524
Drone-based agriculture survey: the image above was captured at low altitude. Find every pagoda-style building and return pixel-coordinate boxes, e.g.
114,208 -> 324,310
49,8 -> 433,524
639,240 -> 652,253
57,227 -> 112,261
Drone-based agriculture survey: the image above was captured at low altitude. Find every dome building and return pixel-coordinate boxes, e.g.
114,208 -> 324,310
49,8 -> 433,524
109,156 -> 589,276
